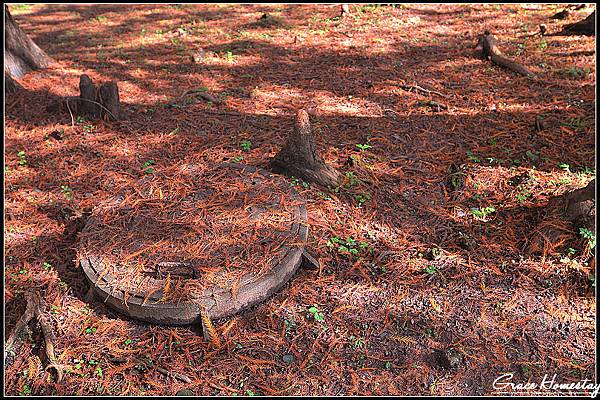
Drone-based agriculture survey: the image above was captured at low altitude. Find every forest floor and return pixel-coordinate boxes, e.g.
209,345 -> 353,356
4,3 -> 596,396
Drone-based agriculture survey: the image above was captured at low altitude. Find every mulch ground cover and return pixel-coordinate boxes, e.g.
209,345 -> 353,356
4,3 -> 596,396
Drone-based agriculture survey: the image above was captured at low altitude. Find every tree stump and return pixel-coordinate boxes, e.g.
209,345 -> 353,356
475,31 -> 535,77
270,110 -> 342,187
78,74 -> 100,119
98,81 -> 121,121
4,5 -> 54,90
558,10 -> 595,36
77,74 -> 122,121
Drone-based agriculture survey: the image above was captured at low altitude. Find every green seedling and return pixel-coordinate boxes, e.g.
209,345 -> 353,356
142,160 -> 155,174
308,305 -> 325,322
466,150 -> 480,163
355,143 -> 372,151
231,155 -> 244,163
61,185 -> 74,200
470,206 -> 495,219
240,140 -> 252,152
344,172 -> 362,188
17,151 -> 27,167
558,163 -> 571,172
579,227 -> 595,249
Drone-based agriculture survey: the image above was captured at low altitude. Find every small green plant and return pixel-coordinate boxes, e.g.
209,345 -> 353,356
538,38 -> 547,50
82,124 -> 95,134
20,384 -> 32,396
231,155 -> 244,163
224,51 -> 235,62
516,190 -> 532,204
558,163 -> 571,173
91,15 -> 107,23
94,366 -> 103,378
290,177 -> 309,188
470,206 -> 495,219
355,143 -> 372,151
61,185 -> 74,200
17,151 -> 27,167
423,264 -> 437,275
142,160 -> 155,174
317,191 -> 332,201
560,247 -> 577,264
385,361 -> 392,370
124,339 -> 134,346
327,236 -> 372,257
344,171 -> 362,188
579,227 -> 596,249
240,140 -> 252,152
42,262 -> 53,271
575,166 -> 595,180
354,192 -> 371,207
308,305 -> 325,322
466,150 -> 480,163
349,335 -> 365,349
559,67 -> 591,79
561,117 -> 587,131
525,150 -> 539,162
85,326 -> 97,334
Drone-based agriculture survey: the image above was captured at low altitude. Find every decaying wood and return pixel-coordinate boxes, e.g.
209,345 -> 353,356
558,10 -> 595,36
78,74 -> 122,121
476,31 -> 535,77
79,74 -> 100,119
270,109 -> 343,187
4,291 -> 63,383
98,81 -> 122,121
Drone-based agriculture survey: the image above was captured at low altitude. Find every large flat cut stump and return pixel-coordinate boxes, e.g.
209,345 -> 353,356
76,163 -> 308,325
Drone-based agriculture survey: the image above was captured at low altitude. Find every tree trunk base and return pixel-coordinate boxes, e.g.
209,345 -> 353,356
269,110 -> 342,187
527,179 -> 596,255
558,11 -> 595,36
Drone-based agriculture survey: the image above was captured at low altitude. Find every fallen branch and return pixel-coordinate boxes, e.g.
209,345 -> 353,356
397,84 -> 447,98
181,88 -> 223,104
4,291 -> 64,383
475,31 -> 535,77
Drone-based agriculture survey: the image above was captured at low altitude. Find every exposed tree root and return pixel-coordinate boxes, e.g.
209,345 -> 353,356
476,31 -> 535,77
5,291 -> 64,383
270,110 -> 342,187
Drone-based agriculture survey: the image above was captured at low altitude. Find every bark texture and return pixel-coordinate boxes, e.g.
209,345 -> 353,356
270,110 -> 342,187
4,5 -> 53,88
